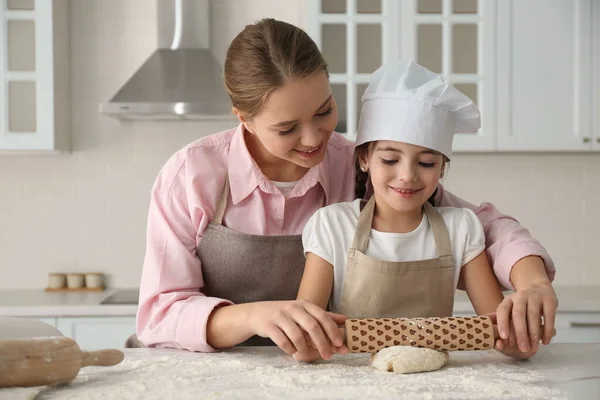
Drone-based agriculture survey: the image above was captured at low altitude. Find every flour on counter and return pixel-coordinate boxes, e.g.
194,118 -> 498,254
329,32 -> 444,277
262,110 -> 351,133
22,348 -> 570,400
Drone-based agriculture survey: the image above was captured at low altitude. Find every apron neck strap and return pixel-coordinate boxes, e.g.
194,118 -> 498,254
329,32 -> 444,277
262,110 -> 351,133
423,202 -> 453,258
350,197 -> 453,258
213,177 -> 230,225
351,196 -> 376,251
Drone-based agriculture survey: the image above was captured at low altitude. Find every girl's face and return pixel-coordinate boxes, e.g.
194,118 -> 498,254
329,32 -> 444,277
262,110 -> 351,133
360,141 -> 446,214
239,71 -> 338,170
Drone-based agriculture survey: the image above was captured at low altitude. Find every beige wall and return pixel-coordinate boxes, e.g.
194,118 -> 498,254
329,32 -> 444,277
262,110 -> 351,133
0,0 -> 598,289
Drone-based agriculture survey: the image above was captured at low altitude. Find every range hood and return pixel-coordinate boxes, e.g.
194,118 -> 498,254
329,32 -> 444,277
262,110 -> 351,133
99,0 -> 233,120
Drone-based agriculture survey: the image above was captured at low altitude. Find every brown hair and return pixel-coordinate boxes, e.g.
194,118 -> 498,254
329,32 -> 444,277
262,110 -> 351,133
223,18 -> 328,118
354,142 -> 444,205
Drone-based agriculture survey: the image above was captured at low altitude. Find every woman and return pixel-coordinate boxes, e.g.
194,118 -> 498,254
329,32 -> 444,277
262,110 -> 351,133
136,18 -> 557,361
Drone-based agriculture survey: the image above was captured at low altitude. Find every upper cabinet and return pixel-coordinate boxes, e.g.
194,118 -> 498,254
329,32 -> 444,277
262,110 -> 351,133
399,0 -> 495,151
593,0 -> 599,152
496,0 -> 593,151
307,0 -> 598,152
0,0 -> 69,152
306,0 -> 394,141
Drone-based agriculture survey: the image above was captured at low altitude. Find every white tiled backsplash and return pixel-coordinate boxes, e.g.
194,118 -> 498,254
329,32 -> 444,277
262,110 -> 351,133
0,0 -> 598,289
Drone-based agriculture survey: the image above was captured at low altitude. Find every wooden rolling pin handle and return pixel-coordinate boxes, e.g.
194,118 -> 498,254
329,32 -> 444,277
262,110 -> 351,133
81,349 -> 125,367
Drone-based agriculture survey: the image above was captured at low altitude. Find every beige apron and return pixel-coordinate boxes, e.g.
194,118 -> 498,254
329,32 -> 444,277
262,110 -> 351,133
339,196 -> 456,319
127,178 -> 314,348
196,179 -> 309,346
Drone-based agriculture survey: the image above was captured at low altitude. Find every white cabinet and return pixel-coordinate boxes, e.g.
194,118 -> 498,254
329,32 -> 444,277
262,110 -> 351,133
307,0 -> 597,152
398,0 -> 496,152
306,0 -> 396,139
496,0 -> 594,151
553,313 -> 600,344
0,0 -> 69,152
56,316 -> 136,350
307,0 -> 496,150
594,0 -> 600,152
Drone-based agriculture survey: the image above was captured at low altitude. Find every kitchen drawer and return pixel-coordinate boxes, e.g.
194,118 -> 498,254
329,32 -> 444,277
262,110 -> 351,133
56,316 -> 136,350
553,313 -> 600,344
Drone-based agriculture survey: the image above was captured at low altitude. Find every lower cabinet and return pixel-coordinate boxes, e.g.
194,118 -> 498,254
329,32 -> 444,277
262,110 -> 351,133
55,316 -> 136,350
552,313 -> 600,344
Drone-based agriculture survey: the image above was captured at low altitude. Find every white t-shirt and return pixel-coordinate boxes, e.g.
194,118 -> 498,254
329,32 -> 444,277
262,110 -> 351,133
302,199 -> 485,313
272,180 -> 300,196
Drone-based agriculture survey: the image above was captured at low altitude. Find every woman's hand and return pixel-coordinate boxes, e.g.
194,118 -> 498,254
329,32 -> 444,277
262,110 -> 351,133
495,282 -> 558,353
250,300 -> 348,360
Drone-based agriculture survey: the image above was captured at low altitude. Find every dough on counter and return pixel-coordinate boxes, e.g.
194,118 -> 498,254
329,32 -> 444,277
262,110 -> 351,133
371,346 -> 448,374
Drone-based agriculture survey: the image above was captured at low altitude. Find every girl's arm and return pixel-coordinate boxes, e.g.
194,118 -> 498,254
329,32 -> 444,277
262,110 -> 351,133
294,253 -> 347,362
460,252 -> 504,316
297,253 -> 335,310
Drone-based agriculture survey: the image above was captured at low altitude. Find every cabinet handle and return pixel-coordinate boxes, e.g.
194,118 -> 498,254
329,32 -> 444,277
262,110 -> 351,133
570,322 -> 600,328
583,137 -> 591,143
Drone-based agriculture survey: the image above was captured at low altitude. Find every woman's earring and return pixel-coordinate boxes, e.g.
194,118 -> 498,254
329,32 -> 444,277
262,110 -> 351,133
360,166 -> 367,172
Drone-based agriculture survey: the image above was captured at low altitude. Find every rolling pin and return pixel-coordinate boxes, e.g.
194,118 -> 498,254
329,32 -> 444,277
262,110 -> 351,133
0,336 -> 124,388
346,315 -> 495,353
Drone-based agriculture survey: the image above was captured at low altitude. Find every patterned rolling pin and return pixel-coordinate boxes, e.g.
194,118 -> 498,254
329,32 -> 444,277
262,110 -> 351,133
345,316 -> 495,353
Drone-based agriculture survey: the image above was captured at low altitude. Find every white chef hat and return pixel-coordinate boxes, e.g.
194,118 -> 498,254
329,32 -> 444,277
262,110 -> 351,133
355,60 -> 481,160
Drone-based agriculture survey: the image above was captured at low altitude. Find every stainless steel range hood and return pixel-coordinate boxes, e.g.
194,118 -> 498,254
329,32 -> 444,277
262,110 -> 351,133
99,0 -> 233,120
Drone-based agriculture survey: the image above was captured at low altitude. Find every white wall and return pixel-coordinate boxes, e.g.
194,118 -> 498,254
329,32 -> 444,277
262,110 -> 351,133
0,0 -> 598,289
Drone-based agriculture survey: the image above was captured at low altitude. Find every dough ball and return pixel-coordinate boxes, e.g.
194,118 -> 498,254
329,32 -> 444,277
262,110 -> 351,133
371,346 -> 448,374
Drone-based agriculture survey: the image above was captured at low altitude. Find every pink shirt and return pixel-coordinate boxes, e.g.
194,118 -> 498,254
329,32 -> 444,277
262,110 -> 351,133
137,124 -> 556,352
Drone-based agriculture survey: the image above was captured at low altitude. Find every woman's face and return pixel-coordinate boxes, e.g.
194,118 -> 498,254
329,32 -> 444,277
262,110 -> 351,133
240,71 -> 338,170
361,141 -> 445,214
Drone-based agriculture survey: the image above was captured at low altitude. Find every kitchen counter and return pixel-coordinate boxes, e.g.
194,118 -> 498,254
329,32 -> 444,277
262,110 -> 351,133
0,286 -> 598,318
1,344 -> 598,400
0,289 -> 137,317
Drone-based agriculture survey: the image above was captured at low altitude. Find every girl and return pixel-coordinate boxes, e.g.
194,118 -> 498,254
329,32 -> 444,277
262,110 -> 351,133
298,60 -> 531,360
136,19 -> 556,361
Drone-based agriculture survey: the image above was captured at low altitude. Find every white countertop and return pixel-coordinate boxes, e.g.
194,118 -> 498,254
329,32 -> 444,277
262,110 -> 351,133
0,286 -> 598,318
1,344 -> 598,400
0,289 -> 137,317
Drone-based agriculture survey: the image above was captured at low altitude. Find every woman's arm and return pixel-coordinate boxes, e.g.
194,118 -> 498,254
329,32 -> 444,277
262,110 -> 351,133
496,256 -> 558,352
460,251 -> 538,359
436,186 -> 558,354
435,185 -> 555,290
138,159 -> 344,357
137,164 -> 234,353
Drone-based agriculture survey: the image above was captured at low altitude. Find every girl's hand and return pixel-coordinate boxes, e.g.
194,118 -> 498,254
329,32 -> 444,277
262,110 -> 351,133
249,300 -> 348,360
495,282 -> 558,353
492,320 -> 538,360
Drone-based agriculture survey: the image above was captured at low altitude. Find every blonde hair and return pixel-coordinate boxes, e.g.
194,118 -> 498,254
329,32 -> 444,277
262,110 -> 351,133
224,18 -> 328,118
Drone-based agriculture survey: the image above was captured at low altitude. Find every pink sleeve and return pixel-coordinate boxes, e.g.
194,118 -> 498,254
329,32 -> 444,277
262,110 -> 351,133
136,153 -> 232,352
435,185 -> 556,290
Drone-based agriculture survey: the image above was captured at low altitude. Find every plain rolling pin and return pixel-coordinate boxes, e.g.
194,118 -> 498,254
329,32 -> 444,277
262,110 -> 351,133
344,315 -> 555,353
0,336 -> 124,388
